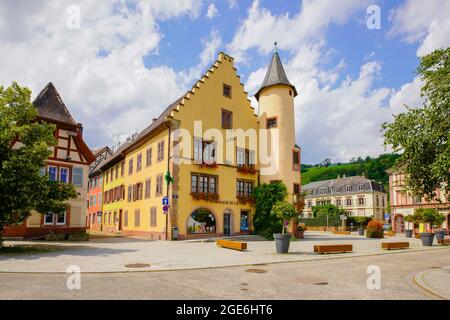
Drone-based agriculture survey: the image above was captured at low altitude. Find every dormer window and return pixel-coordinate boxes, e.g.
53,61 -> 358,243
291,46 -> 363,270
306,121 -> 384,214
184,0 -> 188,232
358,184 -> 363,191
346,186 -> 352,192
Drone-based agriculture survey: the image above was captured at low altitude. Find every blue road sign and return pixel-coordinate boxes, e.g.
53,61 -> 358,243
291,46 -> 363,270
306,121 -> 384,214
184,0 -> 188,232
163,205 -> 169,213
162,196 -> 169,206
384,213 -> 390,220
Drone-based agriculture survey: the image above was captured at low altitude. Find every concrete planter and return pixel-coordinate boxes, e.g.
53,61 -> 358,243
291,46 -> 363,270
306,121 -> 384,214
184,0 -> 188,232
274,233 -> 291,254
405,229 -> 413,238
435,230 -> 445,241
420,233 -> 435,246
358,228 -> 364,236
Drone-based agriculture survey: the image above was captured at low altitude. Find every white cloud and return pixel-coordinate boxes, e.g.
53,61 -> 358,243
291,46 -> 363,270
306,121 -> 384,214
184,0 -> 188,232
227,0 -> 369,62
389,0 -> 450,56
0,0 -> 203,149
227,0 -> 238,10
206,3 -> 218,19
230,0 -> 428,163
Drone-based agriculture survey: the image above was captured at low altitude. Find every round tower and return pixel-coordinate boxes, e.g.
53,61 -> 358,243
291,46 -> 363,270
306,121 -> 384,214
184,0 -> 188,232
256,43 -> 301,199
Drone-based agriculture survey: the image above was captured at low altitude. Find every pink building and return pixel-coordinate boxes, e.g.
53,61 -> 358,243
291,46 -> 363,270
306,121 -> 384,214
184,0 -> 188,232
387,169 -> 449,234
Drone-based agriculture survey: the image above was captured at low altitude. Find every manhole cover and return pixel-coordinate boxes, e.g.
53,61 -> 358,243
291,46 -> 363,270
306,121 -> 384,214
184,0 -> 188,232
245,268 -> 267,274
313,282 -> 329,285
125,263 -> 151,268
241,288 -> 249,291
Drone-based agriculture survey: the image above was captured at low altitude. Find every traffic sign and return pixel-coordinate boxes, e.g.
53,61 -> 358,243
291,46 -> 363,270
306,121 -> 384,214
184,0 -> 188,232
163,205 -> 169,213
384,213 -> 390,220
162,196 -> 169,206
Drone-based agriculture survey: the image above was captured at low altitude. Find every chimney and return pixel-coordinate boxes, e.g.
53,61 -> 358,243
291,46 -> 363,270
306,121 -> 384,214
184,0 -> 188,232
343,174 -> 346,178
77,123 -> 83,137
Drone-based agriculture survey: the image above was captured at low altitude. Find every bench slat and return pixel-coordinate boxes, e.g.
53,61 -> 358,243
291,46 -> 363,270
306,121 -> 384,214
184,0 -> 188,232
216,239 -> 247,251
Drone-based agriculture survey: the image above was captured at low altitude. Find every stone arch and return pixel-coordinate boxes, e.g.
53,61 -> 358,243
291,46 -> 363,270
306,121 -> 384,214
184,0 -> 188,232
186,206 -> 217,236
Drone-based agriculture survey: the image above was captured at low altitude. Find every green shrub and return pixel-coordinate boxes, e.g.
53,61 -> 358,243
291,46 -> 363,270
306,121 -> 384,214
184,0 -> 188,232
253,182 -> 288,240
366,220 -> 384,238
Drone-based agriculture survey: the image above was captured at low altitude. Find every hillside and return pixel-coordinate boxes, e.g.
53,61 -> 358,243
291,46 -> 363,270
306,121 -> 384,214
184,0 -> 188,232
301,154 -> 400,188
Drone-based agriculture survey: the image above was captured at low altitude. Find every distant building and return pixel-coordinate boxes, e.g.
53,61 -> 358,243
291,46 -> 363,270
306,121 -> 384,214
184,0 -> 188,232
387,169 -> 449,234
302,175 -> 387,220
3,83 -> 94,238
87,147 -> 112,231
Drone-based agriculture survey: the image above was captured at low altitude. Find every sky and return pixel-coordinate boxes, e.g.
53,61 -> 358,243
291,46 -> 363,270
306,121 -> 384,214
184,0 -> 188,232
0,0 -> 449,164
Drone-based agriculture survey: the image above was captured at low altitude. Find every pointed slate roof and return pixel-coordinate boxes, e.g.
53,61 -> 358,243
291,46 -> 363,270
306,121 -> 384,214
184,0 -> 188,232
33,82 -> 77,126
255,52 -> 298,101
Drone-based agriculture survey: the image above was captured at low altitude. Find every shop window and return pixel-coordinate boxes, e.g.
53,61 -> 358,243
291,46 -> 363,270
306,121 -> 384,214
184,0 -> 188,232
188,208 -> 216,234
240,211 -> 249,231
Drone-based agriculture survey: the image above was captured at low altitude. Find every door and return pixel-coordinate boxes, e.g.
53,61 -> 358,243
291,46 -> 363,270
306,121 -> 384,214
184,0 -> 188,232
394,215 -> 404,233
223,213 -> 231,236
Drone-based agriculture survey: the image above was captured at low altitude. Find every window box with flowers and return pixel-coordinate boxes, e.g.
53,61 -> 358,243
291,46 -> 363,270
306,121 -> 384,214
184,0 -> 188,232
199,162 -> 218,169
190,192 -> 219,202
237,165 -> 256,174
236,195 -> 255,205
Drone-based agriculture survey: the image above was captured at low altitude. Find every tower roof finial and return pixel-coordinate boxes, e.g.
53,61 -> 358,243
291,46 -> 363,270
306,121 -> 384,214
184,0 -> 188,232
274,41 -> 278,53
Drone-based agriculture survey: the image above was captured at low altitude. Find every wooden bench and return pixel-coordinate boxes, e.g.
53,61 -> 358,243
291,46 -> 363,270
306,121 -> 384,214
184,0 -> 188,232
314,244 -> 353,254
216,239 -> 247,251
381,242 -> 409,250
332,231 -> 351,235
437,238 -> 450,245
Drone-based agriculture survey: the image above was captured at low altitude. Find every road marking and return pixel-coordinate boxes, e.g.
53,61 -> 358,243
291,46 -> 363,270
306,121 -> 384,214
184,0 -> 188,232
412,268 -> 449,300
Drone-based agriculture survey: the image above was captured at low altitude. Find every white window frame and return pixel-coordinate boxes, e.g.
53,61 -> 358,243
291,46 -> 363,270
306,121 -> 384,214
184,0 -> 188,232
48,166 -> 58,181
44,212 -> 55,225
59,167 -> 69,183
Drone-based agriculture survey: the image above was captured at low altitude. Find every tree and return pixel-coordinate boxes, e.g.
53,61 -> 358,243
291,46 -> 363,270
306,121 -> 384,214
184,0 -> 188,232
271,201 -> 297,235
0,82 -> 77,247
382,47 -> 450,202
311,204 -> 347,219
253,182 -> 288,239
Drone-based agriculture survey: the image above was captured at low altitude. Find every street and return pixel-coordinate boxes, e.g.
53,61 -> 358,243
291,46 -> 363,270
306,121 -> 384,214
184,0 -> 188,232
1,249 -> 448,299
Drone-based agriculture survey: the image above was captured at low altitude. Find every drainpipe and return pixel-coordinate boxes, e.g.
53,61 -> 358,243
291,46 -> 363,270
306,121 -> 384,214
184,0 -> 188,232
165,122 -> 171,240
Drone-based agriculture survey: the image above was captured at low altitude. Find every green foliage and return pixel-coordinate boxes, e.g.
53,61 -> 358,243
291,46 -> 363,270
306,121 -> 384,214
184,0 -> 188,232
351,216 -> 371,227
366,220 -> 384,238
383,47 -> 450,201
301,153 -> 400,191
312,204 -> 347,219
253,182 -> 288,239
271,201 -> 297,234
413,208 -> 446,230
0,82 -> 77,245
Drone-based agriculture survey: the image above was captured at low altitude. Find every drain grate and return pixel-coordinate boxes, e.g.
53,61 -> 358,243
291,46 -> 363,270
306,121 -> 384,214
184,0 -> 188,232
245,268 -> 267,274
125,263 -> 151,268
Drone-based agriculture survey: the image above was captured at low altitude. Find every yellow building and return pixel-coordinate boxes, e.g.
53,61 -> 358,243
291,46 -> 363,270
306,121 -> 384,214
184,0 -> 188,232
97,49 -> 301,240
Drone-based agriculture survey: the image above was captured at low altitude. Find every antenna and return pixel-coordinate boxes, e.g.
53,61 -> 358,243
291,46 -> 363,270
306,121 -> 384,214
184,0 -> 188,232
113,132 -> 125,148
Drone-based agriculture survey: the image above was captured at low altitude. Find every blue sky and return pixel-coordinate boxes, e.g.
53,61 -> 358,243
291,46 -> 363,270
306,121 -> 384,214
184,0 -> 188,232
0,0 -> 448,163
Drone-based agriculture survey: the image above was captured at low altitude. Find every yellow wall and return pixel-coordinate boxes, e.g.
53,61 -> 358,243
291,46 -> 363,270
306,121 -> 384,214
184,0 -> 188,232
102,160 -> 126,230
122,129 -> 169,236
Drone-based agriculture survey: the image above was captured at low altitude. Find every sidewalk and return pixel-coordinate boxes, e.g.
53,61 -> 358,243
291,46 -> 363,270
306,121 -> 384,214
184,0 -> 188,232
1,231 -> 448,273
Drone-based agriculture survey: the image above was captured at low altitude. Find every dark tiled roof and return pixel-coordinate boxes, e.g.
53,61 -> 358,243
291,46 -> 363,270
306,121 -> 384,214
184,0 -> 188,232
303,175 -> 386,196
33,82 -> 77,126
255,52 -> 297,100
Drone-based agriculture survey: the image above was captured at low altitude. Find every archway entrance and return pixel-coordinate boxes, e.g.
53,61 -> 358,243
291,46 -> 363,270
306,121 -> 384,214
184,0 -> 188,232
394,214 -> 404,233
188,208 -> 216,235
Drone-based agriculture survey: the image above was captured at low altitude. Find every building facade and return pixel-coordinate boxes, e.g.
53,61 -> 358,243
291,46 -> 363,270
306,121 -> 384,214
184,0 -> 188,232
93,50 -> 301,240
3,83 -> 94,238
302,176 -> 387,220
387,169 -> 449,234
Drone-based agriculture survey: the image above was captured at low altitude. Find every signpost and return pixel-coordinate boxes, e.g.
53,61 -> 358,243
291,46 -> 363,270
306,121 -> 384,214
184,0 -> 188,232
163,205 -> 169,214
162,196 -> 169,206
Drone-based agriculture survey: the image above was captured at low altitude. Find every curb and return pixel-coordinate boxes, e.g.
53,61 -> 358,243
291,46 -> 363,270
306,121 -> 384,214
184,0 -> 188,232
0,246 -> 449,275
412,268 -> 450,300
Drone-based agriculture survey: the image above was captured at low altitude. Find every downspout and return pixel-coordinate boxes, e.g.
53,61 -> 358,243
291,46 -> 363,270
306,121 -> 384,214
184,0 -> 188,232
165,121 -> 171,240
